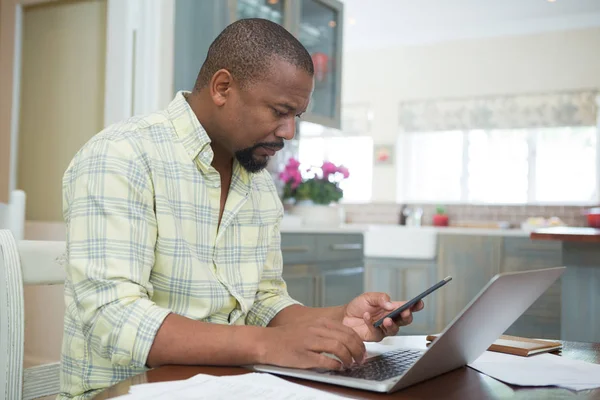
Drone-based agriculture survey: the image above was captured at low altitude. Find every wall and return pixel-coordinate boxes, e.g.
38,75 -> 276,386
342,27 -> 600,202
17,0 -> 107,221
17,0 -> 107,367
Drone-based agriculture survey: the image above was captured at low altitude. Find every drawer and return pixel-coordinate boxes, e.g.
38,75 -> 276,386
316,234 -> 364,262
281,233 -> 317,264
503,237 -> 562,259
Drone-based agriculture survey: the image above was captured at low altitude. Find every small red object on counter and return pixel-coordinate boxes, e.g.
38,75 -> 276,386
586,207 -> 600,228
432,214 -> 449,227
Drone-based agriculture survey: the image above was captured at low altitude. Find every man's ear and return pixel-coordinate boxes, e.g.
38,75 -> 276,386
209,69 -> 233,106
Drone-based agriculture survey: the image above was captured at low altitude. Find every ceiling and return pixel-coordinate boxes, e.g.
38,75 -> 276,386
341,0 -> 600,51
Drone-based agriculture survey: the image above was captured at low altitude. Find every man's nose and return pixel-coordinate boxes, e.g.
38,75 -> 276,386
276,118 -> 296,141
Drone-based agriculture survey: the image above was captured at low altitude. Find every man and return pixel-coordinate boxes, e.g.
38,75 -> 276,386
59,18 -> 423,399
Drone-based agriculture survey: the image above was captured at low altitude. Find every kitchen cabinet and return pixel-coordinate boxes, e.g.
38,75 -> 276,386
282,264 -> 318,307
281,232 -> 364,308
173,0 -> 344,129
435,234 -> 503,332
365,258 -> 437,335
436,234 -> 563,339
500,237 -> 562,339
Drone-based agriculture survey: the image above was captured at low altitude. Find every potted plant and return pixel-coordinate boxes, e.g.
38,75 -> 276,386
432,206 -> 449,227
279,158 -> 350,226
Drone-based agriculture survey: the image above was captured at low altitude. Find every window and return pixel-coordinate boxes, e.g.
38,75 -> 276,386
298,136 -> 374,203
399,127 -> 598,204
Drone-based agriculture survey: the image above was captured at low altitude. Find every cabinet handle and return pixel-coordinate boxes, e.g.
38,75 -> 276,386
330,243 -> 362,251
282,246 -> 311,253
322,267 -> 365,277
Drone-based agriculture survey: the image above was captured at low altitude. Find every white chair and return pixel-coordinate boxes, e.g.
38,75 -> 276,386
0,229 -> 66,400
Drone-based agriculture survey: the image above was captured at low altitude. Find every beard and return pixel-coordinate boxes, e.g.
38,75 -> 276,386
235,140 -> 284,173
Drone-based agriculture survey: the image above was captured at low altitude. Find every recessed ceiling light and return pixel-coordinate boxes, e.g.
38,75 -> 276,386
349,17 -> 356,25
547,0 -> 556,2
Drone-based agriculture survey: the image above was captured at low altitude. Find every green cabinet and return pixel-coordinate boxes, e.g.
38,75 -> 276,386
435,235 -> 503,331
436,234 -> 563,339
500,237 -> 562,339
282,233 -> 364,308
174,0 -> 344,128
365,258 -> 437,335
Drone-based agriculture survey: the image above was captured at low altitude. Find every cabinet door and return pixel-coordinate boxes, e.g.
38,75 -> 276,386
501,237 -> 562,339
174,0 -> 229,92
365,258 -> 436,335
283,264 -> 317,307
294,0 -> 343,128
233,0 -> 286,24
436,235 -> 503,331
320,263 -> 364,307
395,263 -> 436,335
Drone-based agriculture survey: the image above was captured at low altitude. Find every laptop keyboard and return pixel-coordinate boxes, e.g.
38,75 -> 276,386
323,349 -> 423,381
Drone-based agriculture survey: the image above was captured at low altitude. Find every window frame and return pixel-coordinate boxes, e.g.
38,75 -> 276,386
397,126 -> 600,206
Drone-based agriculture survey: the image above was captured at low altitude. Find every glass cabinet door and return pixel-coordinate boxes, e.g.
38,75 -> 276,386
296,0 -> 343,128
233,0 -> 285,24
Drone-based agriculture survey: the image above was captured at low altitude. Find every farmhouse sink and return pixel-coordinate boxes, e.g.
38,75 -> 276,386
363,225 -> 438,260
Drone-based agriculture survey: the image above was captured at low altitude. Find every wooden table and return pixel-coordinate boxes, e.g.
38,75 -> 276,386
95,336 -> 600,400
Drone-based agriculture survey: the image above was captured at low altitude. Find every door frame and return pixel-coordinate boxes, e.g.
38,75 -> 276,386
0,0 -> 56,203
0,0 -> 174,204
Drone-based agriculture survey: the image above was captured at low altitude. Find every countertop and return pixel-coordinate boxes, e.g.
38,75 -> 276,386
530,227 -> 600,244
280,223 -> 530,237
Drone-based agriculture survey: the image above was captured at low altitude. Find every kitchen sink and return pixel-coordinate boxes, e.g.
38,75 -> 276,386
363,225 -> 438,260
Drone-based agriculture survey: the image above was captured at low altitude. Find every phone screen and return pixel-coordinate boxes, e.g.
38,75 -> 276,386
373,276 -> 452,328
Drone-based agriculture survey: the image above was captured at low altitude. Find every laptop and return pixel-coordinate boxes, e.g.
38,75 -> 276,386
252,266 -> 566,393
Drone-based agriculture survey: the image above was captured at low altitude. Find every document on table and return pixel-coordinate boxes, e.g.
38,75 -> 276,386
469,350 -> 600,391
114,372 -> 350,400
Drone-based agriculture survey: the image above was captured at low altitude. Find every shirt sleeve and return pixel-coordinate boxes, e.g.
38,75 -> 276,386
245,218 -> 301,327
63,137 -> 170,368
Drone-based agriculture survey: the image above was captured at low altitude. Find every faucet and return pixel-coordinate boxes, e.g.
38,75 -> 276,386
401,206 -> 423,227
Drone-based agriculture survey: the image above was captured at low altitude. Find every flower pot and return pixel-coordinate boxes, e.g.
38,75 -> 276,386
289,202 -> 345,227
432,214 -> 449,227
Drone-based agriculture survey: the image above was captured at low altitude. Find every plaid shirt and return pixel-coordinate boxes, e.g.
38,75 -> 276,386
59,92 -> 299,399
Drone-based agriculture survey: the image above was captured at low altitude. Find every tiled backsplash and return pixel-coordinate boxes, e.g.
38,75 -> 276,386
343,203 -> 595,227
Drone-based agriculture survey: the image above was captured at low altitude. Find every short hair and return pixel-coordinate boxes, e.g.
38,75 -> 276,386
194,18 -> 314,91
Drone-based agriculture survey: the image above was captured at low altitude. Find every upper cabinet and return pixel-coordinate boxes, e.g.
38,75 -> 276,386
294,0 -> 343,129
174,0 -> 343,129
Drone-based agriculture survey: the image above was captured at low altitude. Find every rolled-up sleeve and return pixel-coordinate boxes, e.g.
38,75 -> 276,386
246,220 -> 300,327
63,138 -> 170,368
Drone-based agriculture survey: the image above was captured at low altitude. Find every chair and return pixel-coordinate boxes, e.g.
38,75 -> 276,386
0,229 -> 66,400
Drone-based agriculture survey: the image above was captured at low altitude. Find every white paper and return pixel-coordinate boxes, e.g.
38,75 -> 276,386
469,350 -> 600,391
114,372 -> 349,400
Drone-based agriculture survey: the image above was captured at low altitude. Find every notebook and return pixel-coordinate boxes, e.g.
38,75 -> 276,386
426,334 -> 562,357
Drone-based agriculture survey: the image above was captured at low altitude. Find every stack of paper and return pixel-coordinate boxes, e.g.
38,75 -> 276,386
115,372 -> 350,399
469,351 -> 600,391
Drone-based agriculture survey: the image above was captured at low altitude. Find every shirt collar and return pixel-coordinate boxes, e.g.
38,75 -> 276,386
166,91 -> 252,187
167,91 -> 213,163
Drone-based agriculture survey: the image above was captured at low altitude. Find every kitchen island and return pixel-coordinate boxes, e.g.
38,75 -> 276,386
531,227 -> 600,342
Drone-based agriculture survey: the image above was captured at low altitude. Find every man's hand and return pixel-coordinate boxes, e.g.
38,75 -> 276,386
342,292 -> 424,342
259,317 -> 367,371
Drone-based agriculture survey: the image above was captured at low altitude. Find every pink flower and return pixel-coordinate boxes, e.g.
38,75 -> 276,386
337,165 -> 350,179
321,161 -> 337,178
286,157 -> 300,170
290,169 -> 302,189
279,168 -> 302,189
279,170 -> 291,183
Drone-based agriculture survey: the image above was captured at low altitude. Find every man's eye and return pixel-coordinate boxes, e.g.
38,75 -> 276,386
272,108 -> 287,117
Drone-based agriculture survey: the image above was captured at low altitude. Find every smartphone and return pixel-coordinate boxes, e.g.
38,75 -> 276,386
373,276 -> 452,328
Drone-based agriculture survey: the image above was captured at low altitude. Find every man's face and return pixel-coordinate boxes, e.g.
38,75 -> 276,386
217,59 -> 313,173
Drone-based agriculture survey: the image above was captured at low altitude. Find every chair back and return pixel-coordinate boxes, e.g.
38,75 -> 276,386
0,229 -> 66,400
